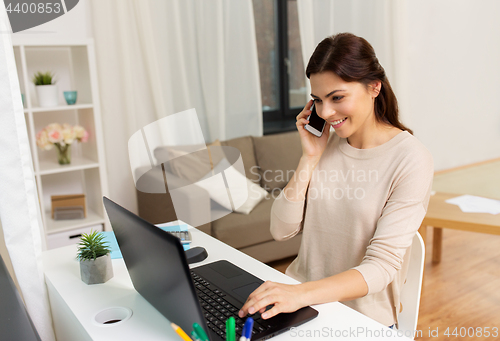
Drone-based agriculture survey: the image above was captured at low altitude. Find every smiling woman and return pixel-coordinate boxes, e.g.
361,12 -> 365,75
238,33 -> 434,330
307,33 -> 412,139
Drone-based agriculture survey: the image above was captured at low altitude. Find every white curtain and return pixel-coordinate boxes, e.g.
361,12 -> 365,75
385,0 -> 412,128
297,0 -> 335,97
297,0 -> 411,127
89,0 -> 262,213
0,4 -> 56,341
297,0 -> 335,69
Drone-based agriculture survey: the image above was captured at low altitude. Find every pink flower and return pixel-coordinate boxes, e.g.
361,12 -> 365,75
36,123 -> 88,152
81,130 -> 89,143
36,129 -> 53,150
47,129 -> 62,143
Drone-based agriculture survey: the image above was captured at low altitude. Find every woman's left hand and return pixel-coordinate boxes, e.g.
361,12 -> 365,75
238,281 -> 307,319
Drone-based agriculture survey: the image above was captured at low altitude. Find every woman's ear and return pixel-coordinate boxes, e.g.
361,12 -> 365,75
368,81 -> 381,98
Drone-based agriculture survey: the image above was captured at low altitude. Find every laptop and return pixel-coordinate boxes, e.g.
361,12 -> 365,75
103,196 -> 318,341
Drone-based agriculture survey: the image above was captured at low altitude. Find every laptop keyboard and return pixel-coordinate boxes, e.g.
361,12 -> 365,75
191,271 -> 272,339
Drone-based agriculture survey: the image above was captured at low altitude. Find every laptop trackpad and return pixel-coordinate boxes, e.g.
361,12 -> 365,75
210,261 -> 246,279
232,282 -> 261,301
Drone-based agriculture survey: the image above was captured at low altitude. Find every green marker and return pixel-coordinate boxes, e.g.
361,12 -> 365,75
190,330 -> 202,341
226,317 -> 236,341
192,323 -> 209,341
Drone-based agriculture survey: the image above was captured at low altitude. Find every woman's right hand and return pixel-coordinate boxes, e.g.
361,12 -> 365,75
296,100 -> 330,162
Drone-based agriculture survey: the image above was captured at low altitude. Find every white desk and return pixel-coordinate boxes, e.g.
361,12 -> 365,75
43,226 -> 411,340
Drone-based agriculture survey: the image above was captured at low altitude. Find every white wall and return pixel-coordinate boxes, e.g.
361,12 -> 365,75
408,0 -> 500,170
332,0 -> 500,171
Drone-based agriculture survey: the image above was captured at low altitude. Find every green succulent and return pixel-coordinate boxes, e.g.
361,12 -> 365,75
76,230 -> 111,261
32,71 -> 56,86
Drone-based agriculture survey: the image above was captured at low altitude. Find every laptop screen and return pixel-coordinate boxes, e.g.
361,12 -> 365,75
103,197 -> 208,335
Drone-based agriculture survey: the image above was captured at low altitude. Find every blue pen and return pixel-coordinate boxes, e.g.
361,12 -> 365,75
239,317 -> 254,341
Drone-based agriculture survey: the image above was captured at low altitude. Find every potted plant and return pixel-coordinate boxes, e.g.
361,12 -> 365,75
32,71 -> 58,107
36,123 -> 89,165
77,230 -> 113,285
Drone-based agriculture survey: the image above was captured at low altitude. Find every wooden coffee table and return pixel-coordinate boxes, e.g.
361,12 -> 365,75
419,192 -> 500,263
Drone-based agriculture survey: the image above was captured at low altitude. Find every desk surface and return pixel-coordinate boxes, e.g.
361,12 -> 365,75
43,226 -> 411,340
423,192 -> 500,234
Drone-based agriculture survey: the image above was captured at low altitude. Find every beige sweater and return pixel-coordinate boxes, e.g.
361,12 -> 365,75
270,131 -> 433,326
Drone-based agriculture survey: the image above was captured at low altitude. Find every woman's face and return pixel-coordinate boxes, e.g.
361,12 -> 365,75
309,71 -> 379,139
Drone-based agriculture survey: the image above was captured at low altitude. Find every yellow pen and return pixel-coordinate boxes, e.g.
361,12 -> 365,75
170,322 -> 192,341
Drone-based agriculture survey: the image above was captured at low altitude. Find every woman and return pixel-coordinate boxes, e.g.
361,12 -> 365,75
238,32 -> 433,328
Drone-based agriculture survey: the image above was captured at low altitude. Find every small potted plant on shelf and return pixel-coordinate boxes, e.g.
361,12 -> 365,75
36,123 -> 88,165
32,71 -> 58,107
77,230 -> 113,285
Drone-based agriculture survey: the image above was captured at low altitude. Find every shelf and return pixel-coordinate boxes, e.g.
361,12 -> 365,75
25,103 -> 93,113
45,209 -> 105,235
17,41 -> 110,245
38,156 -> 99,175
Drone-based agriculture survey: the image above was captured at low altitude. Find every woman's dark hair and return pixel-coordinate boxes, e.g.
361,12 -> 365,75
306,32 -> 412,134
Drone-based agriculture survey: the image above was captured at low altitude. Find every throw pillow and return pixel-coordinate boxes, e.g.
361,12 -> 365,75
198,158 -> 268,215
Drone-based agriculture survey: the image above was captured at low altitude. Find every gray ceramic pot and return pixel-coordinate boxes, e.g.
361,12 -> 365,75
79,253 -> 113,285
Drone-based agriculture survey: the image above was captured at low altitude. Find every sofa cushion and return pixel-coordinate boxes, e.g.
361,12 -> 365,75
211,196 -> 275,249
154,140 -> 222,182
252,131 -> 302,191
221,136 -> 260,183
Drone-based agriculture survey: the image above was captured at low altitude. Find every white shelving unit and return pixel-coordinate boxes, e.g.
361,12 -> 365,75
12,39 -> 109,250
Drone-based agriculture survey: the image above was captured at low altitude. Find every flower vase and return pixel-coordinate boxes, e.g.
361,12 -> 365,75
56,144 -> 71,165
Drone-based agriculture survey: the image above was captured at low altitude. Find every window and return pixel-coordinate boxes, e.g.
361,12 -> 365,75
252,0 -> 308,134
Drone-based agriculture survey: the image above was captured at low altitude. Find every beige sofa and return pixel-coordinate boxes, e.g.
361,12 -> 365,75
136,131 -> 303,263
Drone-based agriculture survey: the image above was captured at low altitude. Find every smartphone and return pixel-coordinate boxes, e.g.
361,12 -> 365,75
304,102 -> 326,137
